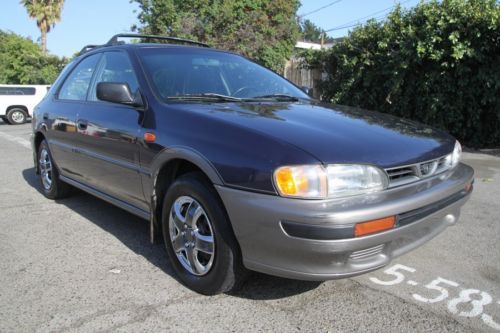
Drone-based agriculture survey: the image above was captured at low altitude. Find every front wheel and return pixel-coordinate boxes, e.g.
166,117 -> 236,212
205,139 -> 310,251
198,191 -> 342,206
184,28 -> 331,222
161,172 -> 247,295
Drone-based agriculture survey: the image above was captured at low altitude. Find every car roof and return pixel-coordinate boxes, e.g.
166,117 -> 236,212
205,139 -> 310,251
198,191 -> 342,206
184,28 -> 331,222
78,42 -> 237,60
77,33 -> 214,56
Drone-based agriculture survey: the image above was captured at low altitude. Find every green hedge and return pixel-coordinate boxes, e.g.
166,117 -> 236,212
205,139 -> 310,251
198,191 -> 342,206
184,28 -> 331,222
316,0 -> 499,148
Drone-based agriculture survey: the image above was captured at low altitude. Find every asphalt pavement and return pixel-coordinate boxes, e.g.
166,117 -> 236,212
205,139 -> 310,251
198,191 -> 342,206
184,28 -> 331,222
0,121 -> 499,332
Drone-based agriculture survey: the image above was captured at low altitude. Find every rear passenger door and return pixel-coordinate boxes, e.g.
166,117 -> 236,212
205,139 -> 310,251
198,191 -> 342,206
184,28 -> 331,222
72,51 -> 147,211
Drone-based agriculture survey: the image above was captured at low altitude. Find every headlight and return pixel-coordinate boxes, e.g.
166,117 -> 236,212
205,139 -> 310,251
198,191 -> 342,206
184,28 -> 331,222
444,140 -> 462,168
274,164 -> 388,199
326,164 -> 388,197
451,140 -> 462,167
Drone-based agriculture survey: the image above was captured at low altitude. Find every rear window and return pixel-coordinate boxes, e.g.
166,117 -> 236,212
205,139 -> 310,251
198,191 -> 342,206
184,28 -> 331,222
0,87 -> 36,95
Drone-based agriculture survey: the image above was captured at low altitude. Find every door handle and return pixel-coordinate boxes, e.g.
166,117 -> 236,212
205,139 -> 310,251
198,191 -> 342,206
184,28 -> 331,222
77,119 -> 88,130
43,113 -> 49,120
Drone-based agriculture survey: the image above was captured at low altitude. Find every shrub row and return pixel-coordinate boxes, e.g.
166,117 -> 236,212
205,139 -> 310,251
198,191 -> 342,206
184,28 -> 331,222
313,0 -> 499,148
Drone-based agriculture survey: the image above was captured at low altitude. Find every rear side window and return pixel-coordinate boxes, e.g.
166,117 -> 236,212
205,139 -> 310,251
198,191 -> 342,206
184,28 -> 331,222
88,51 -> 139,101
0,87 -> 36,95
58,54 -> 101,101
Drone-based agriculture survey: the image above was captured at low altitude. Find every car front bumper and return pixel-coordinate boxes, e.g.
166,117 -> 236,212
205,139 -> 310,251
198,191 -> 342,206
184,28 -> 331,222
215,163 -> 474,280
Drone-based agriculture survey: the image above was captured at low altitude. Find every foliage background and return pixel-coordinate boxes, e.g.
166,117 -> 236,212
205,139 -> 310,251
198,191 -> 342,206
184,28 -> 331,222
0,30 -> 67,85
299,19 -> 336,43
311,0 -> 499,148
132,0 -> 300,72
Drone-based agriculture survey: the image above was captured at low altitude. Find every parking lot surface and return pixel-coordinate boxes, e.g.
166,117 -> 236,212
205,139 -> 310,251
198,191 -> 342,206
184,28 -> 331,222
1,121 -> 499,332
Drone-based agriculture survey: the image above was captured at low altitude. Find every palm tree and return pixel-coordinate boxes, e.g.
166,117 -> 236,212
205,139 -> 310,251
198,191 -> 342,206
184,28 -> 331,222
21,0 -> 65,53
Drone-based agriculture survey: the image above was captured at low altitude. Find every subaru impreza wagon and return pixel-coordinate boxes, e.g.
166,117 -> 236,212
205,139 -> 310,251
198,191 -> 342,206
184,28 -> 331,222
32,34 -> 474,295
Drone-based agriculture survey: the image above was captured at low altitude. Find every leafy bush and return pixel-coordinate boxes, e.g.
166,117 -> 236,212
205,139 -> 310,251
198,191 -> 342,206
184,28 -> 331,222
317,0 -> 499,148
0,30 -> 67,85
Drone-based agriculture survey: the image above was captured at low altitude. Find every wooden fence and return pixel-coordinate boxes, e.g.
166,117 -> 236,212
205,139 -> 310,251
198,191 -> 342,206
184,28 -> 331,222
284,57 -> 323,99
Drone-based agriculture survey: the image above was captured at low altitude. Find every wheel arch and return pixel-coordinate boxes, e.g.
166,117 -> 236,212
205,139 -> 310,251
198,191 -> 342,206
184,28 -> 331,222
7,105 -> 29,115
33,131 -> 46,174
148,147 -> 225,243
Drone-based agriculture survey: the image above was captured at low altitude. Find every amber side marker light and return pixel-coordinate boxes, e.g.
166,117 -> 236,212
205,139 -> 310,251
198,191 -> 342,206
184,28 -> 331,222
144,132 -> 156,143
355,216 -> 396,237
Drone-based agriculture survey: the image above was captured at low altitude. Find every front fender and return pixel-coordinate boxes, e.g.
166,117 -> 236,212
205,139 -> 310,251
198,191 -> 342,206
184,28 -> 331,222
144,145 -> 224,243
149,145 -> 224,187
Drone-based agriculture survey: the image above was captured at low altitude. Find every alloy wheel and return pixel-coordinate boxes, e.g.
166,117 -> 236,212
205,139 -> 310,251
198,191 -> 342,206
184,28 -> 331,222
169,196 -> 215,276
39,148 -> 52,190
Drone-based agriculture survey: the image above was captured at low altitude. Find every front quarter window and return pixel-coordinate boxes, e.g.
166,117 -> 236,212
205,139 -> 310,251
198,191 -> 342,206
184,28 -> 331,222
58,53 -> 101,101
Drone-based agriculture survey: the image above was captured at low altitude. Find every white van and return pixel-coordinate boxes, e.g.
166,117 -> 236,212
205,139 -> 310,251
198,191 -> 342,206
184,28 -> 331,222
0,85 -> 50,124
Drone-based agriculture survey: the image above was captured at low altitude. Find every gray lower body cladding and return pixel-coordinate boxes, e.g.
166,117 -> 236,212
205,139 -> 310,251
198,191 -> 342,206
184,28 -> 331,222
215,163 -> 474,280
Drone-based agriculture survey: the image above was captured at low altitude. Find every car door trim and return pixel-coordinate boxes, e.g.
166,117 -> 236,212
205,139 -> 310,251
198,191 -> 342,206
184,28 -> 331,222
49,139 -> 148,175
60,175 -> 150,220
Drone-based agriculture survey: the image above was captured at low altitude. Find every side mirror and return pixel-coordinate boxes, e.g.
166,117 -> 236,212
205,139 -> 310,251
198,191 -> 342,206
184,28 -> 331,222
301,86 -> 312,96
96,82 -> 144,108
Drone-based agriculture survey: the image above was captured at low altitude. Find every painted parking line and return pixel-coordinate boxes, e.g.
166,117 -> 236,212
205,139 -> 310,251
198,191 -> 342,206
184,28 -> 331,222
0,131 -> 31,149
368,263 -> 500,331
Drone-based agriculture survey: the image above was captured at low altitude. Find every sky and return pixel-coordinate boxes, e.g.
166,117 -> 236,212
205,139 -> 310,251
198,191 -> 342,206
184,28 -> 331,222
0,0 -> 421,58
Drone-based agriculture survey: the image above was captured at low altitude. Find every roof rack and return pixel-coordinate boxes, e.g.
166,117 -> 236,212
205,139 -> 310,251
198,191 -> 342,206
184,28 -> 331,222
78,44 -> 103,55
78,33 -> 210,56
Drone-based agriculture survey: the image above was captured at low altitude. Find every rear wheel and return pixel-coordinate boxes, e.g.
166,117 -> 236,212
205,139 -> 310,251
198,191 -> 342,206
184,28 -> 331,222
7,108 -> 28,125
38,140 -> 71,199
161,172 -> 247,295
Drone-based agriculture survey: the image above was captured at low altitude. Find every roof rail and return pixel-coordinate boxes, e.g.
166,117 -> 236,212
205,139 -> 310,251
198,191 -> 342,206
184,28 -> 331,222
107,33 -> 209,48
78,44 -> 103,55
77,33 -> 210,56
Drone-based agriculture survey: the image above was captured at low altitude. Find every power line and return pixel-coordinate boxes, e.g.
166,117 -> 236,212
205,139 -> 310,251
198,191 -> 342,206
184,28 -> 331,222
299,0 -> 345,18
324,0 -> 414,32
327,12 -> 390,32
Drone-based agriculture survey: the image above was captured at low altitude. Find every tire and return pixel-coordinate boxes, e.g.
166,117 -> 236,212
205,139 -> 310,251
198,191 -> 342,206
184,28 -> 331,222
37,140 -> 71,199
7,108 -> 28,125
161,172 -> 247,295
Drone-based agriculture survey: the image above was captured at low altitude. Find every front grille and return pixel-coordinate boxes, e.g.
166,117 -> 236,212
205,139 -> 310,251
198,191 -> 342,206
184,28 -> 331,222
385,156 -> 451,188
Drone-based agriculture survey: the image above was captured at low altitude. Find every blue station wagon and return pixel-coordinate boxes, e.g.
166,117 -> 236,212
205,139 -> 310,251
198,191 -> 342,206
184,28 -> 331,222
32,34 -> 474,295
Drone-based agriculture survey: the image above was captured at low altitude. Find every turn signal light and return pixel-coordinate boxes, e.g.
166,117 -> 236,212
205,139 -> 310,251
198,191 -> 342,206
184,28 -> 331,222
144,132 -> 156,143
275,167 -> 298,195
354,216 -> 396,237
273,165 -> 327,198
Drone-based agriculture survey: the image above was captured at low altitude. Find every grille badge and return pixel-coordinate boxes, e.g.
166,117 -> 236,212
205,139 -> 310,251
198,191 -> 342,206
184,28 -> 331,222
385,155 -> 451,188
417,160 -> 438,177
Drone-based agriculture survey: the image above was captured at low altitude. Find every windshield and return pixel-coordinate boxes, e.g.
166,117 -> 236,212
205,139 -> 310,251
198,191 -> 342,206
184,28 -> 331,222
137,48 -> 310,101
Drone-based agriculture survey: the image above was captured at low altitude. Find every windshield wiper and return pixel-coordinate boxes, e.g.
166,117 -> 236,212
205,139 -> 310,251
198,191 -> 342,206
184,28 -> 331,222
167,93 -> 243,102
249,94 -> 300,102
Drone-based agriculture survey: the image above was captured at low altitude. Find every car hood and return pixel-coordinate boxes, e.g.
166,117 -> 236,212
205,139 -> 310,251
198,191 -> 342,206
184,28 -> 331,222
182,101 -> 456,168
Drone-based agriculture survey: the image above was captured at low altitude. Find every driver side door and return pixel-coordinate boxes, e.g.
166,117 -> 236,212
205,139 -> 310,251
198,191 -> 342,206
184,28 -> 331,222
72,51 -> 148,211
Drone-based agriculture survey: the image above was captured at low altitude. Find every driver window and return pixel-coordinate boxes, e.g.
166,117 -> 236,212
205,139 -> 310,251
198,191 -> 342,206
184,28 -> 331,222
89,52 -> 139,102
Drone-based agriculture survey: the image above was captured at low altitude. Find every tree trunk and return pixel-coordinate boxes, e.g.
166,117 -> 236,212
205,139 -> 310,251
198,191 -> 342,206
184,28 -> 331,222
41,29 -> 47,53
